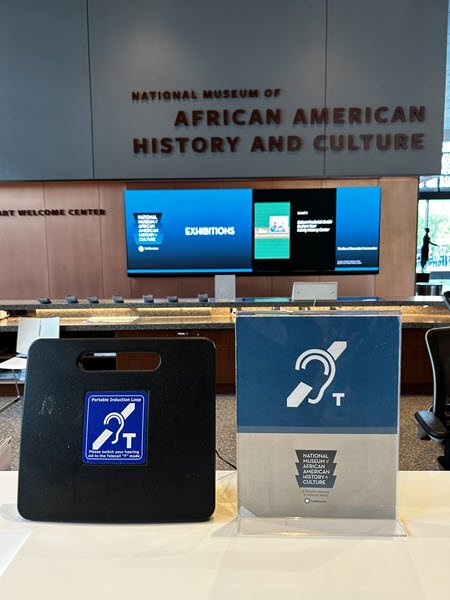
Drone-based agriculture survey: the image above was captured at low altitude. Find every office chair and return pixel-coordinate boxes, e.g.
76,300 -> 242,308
414,326 -> 450,470
0,437 -> 12,470
442,290 -> 450,311
0,317 -> 60,407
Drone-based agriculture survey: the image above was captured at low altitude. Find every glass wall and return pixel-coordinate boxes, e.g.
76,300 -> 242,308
417,4 -> 450,280
419,5 -> 450,193
416,197 -> 450,273
419,146 -> 450,192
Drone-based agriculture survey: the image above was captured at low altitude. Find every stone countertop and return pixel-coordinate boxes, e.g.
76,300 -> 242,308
393,314 -> 450,328
0,309 -> 449,331
0,295 -> 446,312
0,315 -> 236,332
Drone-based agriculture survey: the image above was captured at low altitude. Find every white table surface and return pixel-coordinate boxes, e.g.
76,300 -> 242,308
0,470 -> 449,599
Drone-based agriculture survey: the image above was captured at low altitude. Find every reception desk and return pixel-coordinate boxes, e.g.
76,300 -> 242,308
0,296 -> 448,393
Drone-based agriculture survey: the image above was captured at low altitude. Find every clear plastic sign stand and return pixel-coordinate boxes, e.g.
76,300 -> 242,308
236,311 -> 406,537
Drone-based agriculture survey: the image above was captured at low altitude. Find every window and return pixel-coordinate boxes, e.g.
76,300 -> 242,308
419,5 -> 450,192
416,197 -> 450,273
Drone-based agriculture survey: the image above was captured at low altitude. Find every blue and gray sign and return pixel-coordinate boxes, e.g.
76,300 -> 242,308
82,391 -> 148,465
236,312 -> 401,519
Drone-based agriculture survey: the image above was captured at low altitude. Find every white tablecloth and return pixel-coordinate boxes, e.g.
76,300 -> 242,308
0,471 -> 449,599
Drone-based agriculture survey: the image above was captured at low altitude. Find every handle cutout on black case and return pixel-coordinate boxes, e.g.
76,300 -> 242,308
78,351 -> 162,372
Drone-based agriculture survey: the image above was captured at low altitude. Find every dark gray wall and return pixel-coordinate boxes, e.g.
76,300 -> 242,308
0,0 -> 93,180
0,0 -> 446,180
88,0 -> 327,179
325,0 -> 447,176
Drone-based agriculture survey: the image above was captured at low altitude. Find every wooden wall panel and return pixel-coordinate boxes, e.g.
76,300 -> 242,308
320,274 -> 375,297
0,183 -> 49,299
131,275 -> 215,298
270,275 -> 319,297
127,178 -> 322,191
321,179 -> 378,188
99,181 -> 132,298
375,177 -> 418,298
401,329 -> 433,394
127,181 -> 189,190
227,180 -> 272,189
130,277 -> 180,298
270,274 -> 375,298
237,276 -> 272,298
0,176 -> 419,300
273,179 -> 321,189
178,277 -> 215,298
44,182 -> 104,299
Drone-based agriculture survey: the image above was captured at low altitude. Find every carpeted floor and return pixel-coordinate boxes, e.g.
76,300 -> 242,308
0,394 -> 443,471
398,395 -> 441,470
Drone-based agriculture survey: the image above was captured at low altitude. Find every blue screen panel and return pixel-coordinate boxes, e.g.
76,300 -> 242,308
335,187 -> 381,272
125,189 -> 253,274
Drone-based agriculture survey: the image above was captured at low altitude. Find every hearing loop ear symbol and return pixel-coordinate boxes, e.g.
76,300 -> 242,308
287,341 -> 347,408
103,412 -> 125,444
295,349 -> 336,404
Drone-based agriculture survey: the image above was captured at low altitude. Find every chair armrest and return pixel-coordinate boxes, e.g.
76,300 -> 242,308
442,291 -> 450,311
415,410 -> 450,441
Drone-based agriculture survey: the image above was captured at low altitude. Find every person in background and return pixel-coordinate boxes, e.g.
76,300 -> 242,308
420,227 -> 438,271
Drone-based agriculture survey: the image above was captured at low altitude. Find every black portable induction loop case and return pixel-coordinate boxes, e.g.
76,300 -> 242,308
18,337 -> 216,523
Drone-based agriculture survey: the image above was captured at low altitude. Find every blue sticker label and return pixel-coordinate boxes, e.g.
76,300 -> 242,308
82,391 -> 148,464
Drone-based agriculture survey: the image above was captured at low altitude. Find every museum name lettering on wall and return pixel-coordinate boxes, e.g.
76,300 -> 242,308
131,87 -> 427,156
0,208 -> 106,217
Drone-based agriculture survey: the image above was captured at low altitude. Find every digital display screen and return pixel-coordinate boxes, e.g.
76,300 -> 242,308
335,187 -> 381,272
254,202 -> 290,259
125,189 -> 253,273
124,187 -> 381,275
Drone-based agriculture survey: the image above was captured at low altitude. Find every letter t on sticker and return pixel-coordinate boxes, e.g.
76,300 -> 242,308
123,433 -> 136,449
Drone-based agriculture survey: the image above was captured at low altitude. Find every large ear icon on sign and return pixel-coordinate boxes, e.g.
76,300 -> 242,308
294,349 -> 336,404
103,412 -> 125,444
287,341 -> 347,408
